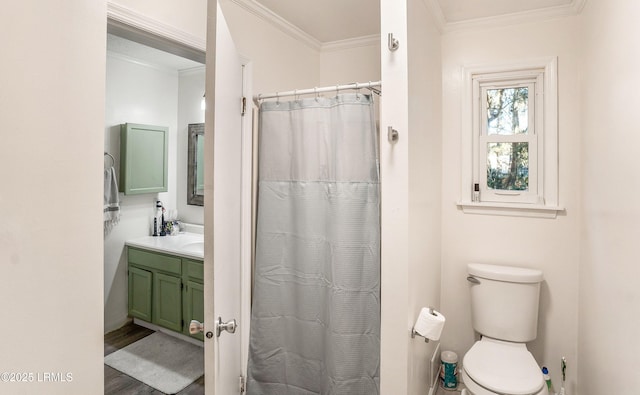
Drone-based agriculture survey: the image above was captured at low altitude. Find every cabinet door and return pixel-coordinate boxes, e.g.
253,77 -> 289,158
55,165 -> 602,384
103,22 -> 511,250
120,123 -> 169,195
128,266 -> 152,321
153,272 -> 182,332
184,280 -> 204,340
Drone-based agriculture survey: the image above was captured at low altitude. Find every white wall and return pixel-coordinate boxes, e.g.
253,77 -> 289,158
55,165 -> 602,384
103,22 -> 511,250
219,0 -> 321,96
407,0 -> 442,393
379,0 -> 410,392
440,16 -> 582,391
103,53 -> 179,332
1,1 -> 105,393
319,43 -> 380,87
579,1 -> 640,393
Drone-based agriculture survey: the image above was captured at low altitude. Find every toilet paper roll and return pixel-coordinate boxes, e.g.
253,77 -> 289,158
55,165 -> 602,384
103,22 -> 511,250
413,308 -> 446,341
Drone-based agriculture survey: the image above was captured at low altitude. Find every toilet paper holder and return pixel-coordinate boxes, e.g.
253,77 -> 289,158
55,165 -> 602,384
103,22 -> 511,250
411,307 -> 438,343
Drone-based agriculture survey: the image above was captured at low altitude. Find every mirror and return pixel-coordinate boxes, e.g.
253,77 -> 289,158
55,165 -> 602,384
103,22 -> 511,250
187,123 -> 204,205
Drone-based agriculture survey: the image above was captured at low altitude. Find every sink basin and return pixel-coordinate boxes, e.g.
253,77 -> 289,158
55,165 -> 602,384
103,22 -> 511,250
180,241 -> 204,254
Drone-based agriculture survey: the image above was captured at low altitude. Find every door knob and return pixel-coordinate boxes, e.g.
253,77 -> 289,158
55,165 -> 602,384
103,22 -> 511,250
216,317 -> 237,337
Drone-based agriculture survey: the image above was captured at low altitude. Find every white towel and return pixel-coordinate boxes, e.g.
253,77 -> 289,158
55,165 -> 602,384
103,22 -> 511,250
104,166 -> 120,235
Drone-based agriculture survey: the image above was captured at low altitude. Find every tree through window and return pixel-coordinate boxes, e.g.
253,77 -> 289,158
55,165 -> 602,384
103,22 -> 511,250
475,74 -> 539,204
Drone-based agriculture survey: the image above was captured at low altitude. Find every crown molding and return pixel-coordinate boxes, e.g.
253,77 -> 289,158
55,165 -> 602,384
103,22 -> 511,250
321,34 -> 380,52
425,0 -> 587,34
228,0 -> 322,51
421,0 -> 446,33
179,65 -> 207,76
106,2 -> 206,52
106,50 -> 180,75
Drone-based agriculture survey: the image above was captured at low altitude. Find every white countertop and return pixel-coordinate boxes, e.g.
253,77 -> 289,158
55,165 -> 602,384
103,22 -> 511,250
125,232 -> 204,260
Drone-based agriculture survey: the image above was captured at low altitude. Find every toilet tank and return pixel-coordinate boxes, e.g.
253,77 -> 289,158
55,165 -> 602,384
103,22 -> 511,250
467,263 -> 543,343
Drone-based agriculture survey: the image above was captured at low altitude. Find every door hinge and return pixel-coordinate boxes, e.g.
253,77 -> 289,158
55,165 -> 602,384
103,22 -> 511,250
239,375 -> 246,393
241,96 -> 247,116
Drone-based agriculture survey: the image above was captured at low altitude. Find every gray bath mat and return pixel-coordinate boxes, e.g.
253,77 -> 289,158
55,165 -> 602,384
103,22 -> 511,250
105,331 -> 204,394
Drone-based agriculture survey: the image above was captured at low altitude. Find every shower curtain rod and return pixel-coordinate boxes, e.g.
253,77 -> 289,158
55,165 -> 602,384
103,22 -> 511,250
253,81 -> 382,105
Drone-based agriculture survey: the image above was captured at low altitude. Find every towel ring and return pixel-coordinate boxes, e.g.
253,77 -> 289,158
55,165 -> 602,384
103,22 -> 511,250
104,152 -> 115,167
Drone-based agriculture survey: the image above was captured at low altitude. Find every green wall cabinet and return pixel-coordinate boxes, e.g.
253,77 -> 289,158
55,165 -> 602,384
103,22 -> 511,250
127,247 -> 203,340
120,123 -> 169,195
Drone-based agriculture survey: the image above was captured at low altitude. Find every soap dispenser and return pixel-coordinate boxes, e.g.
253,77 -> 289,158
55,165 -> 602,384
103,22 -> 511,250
153,200 -> 163,236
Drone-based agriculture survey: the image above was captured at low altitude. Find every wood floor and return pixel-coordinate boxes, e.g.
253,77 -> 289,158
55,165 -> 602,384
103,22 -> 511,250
104,322 -> 205,395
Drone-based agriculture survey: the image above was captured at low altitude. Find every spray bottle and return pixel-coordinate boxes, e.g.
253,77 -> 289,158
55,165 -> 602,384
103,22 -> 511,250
541,367 -> 553,392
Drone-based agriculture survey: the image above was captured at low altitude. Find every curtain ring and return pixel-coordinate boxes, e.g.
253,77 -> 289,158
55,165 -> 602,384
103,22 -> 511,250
314,87 -> 319,102
276,92 -> 280,106
355,82 -> 361,101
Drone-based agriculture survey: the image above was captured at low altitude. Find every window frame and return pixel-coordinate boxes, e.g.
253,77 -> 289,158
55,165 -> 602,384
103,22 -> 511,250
458,57 -> 562,218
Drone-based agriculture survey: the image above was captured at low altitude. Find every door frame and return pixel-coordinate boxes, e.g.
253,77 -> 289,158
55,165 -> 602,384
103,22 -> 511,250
238,60 -> 254,385
107,2 -> 206,63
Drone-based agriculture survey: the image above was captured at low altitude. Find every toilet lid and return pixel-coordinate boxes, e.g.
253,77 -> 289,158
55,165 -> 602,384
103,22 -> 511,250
464,338 -> 544,395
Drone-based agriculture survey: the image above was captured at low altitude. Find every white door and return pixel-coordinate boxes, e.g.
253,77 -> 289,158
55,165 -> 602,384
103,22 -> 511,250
203,2 -> 248,394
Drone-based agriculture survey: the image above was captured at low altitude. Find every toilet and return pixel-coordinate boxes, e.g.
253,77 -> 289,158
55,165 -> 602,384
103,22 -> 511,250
461,263 -> 548,395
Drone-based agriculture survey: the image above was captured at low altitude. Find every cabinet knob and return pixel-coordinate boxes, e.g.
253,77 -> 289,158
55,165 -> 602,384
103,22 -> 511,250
189,319 -> 205,335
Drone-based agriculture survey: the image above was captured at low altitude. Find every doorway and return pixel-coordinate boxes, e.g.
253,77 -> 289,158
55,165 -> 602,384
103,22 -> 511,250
103,18 -> 208,394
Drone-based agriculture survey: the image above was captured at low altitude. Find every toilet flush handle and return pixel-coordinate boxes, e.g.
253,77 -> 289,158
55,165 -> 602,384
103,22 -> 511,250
466,276 -> 481,284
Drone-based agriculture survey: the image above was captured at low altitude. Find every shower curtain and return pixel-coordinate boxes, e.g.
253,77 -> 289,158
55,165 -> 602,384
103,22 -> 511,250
247,93 -> 380,395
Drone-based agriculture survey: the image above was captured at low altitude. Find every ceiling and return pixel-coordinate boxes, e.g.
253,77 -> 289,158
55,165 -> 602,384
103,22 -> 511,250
253,0 -> 380,43
250,0 -> 582,43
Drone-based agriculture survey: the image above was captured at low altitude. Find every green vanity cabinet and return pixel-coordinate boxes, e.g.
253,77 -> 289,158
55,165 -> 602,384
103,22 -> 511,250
183,258 -> 205,340
154,272 -> 183,332
120,123 -> 169,195
127,247 -> 204,340
128,266 -> 153,321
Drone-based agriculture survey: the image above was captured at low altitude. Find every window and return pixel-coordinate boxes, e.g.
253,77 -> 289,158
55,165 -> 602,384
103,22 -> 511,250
475,72 -> 541,204
459,58 -> 561,218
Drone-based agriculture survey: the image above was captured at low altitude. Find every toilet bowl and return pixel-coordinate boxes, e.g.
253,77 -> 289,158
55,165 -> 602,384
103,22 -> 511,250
461,337 -> 548,395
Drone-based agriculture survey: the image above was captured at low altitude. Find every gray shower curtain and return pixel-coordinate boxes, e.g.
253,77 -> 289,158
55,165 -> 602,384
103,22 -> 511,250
247,93 -> 380,395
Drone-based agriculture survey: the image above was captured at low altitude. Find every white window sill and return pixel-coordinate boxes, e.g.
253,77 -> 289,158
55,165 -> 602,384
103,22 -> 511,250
456,201 -> 564,219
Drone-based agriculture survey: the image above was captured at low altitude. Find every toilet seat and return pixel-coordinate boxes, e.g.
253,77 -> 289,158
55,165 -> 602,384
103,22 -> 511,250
462,369 -> 548,395
463,337 -> 545,395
